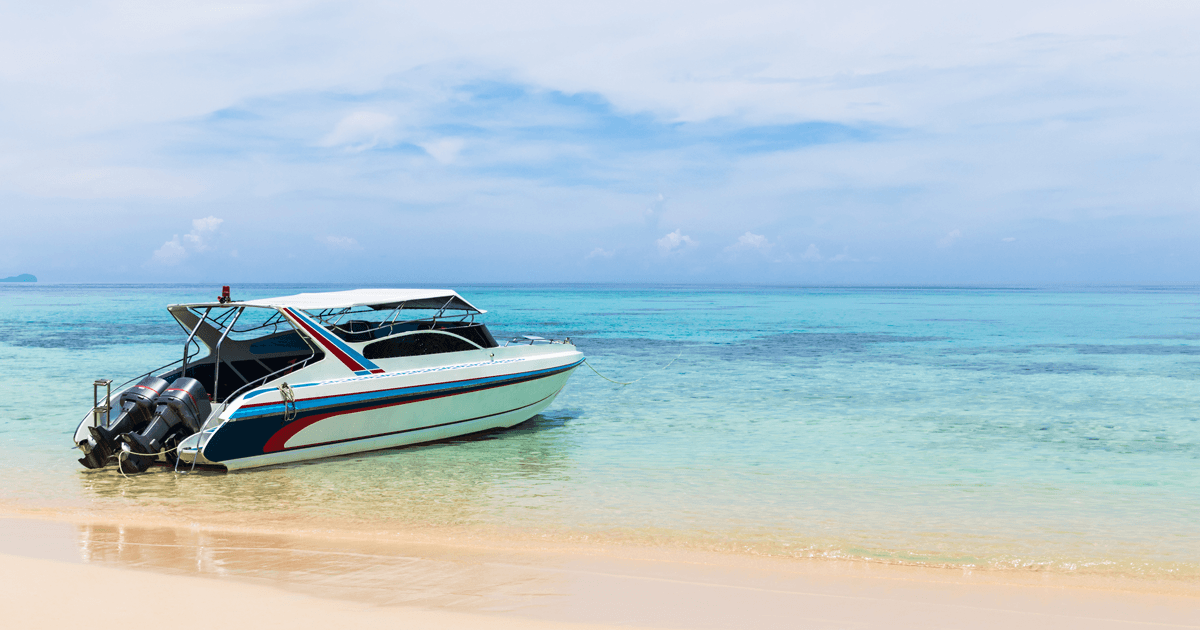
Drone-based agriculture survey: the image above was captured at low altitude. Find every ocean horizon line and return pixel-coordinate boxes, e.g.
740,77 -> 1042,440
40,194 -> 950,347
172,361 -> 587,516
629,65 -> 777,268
3,280 -> 1200,292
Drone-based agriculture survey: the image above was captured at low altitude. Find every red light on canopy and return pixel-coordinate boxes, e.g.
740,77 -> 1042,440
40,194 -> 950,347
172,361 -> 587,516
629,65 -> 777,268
219,285 -> 231,304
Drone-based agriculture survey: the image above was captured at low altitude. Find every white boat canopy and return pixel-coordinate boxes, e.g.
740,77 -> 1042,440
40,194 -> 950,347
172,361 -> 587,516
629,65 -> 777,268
172,289 -> 483,312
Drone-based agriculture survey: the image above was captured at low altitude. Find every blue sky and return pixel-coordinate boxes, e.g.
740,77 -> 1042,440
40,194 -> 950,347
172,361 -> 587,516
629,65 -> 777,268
1,1 -> 1198,283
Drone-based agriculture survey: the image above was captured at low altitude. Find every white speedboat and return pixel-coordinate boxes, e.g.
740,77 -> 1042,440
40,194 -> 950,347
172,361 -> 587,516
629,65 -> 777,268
73,288 -> 583,472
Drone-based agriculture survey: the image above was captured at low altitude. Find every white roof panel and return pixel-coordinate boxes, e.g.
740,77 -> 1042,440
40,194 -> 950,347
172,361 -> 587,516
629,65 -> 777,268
173,289 -> 483,312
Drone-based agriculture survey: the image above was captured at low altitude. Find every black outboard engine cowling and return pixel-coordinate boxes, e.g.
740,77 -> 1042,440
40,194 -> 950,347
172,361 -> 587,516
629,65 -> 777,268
118,377 -> 211,474
79,376 -> 169,469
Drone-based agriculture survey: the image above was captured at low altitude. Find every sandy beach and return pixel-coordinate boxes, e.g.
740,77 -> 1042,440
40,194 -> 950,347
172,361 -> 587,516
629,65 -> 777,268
2,511 -> 1196,630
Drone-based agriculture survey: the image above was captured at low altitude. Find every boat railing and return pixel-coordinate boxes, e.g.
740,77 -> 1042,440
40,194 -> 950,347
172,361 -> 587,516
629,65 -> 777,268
320,311 -> 474,340
79,354 -> 193,428
81,346 -> 316,438
503,335 -> 572,346
220,353 -> 320,409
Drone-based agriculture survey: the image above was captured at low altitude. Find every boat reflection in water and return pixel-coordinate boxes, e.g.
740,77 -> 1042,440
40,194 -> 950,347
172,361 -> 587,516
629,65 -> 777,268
75,408 -> 583,532
73,517 -> 570,611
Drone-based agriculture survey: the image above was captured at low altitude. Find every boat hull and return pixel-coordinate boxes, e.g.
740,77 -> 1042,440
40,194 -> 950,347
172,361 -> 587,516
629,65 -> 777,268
184,351 -> 582,471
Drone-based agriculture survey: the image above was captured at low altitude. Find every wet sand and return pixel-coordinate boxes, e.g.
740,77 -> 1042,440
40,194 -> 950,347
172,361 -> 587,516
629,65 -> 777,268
1,551 -> 622,630
2,513 -> 1198,629
2,513 -> 1200,624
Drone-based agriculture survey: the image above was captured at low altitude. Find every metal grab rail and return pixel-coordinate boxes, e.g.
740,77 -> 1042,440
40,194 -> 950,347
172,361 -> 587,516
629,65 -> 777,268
181,307 -> 212,373
326,314 -> 472,337
220,353 -> 320,414
312,302 -> 474,341
211,307 -> 243,404
82,354 -> 195,427
187,306 -> 288,338
503,336 -> 572,346
218,309 -> 326,410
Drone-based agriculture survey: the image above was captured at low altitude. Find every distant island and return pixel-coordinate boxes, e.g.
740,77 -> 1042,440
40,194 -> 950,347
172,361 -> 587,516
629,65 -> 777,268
0,273 -> 36,283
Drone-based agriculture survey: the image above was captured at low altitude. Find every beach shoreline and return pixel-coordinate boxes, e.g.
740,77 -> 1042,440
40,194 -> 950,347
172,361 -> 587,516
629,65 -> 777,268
5,285 -> 1199,595
5,498 -> 1199,596
3,508 -> 1197,629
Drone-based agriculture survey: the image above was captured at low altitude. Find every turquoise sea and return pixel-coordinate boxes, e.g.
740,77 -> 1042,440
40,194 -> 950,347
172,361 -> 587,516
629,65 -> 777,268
1,284 -> 1197,581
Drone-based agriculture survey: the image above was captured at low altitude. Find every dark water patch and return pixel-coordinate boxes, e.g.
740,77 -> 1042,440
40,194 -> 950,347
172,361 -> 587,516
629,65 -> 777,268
942,346 -> 1034,355
622,305 -> 752,312
489,328 -> 601,340
591,305 -> 751,315
1131,334 -> 1200,341
1009,362 -> 1102,375
0,321 -> 179,349
1073,438 -> 1200,457
555,330 -> 603,337
1009,359 -> 1105,375
1034,343 -> 1200,356
932,359 -> 1087,375
569,337 -> 697,354
926,351 -> 1110,375
919,318 -> 1000,323
693,332 -> 945,363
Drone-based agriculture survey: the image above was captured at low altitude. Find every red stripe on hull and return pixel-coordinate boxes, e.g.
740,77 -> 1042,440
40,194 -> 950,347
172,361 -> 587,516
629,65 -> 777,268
284,308 -> 367,373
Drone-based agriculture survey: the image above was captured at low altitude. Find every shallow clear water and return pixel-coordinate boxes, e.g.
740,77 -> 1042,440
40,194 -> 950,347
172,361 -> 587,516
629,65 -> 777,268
1,284 -> 1198,579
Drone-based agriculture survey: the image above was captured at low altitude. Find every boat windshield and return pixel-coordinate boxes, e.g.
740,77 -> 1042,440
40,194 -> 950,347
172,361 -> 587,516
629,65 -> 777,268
167,305 -> 322,403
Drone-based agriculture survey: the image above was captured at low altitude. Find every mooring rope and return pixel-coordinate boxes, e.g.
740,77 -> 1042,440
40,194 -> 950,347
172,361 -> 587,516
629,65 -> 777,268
113,443 -> 180,479
583,350 -> 683,385
279,382 -> 297,422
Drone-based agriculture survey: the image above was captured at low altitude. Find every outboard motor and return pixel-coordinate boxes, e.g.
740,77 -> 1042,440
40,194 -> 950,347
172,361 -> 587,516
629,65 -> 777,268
78,376 -> 169,469
118,377 -> 211,474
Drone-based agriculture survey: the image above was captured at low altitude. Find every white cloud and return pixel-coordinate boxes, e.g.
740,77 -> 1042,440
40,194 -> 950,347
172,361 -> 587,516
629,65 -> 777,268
1002,237 -> 1017,242
150,216 -> 224,266
151,237 -> 187,266
419,138 -> 465,164
799,244 -> 858,263
656,229 -> 697,255
182,216 -> 223,251
938,229 -> 963,248
318,235 -> 362,250
586,247 -> 615,259
320,111 -> 396,150
726,231 -> 772,253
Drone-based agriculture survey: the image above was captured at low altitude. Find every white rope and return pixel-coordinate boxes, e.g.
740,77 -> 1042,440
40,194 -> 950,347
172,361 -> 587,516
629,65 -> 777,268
112,443 -> 180,478
279,382 -> 297,422
584,350 -> 683,385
